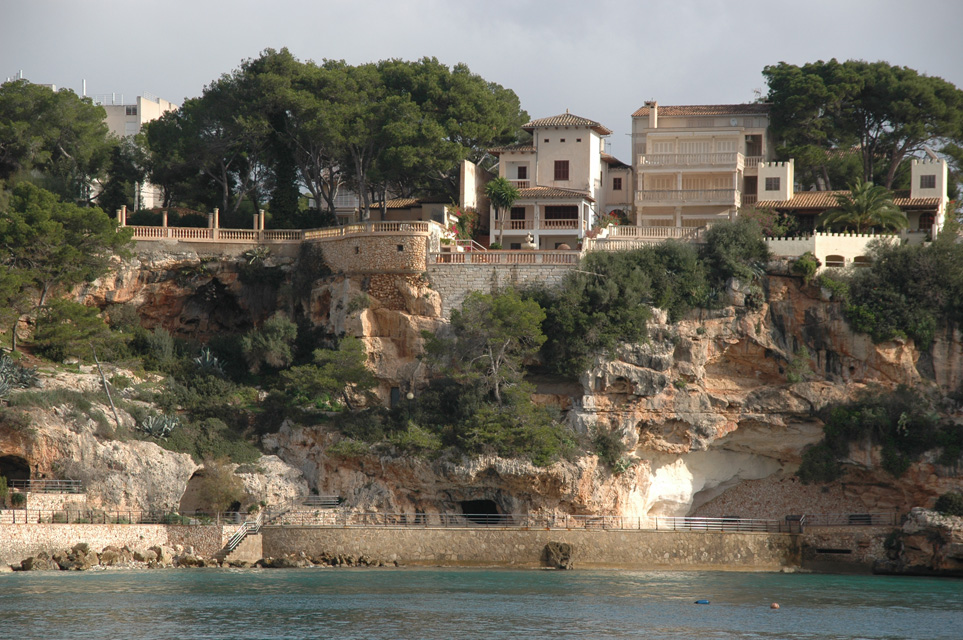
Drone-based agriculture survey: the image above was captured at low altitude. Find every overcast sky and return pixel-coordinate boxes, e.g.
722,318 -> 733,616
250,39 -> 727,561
3,0 -> 962,160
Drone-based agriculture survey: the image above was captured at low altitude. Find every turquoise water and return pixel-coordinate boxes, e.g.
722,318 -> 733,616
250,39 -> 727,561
1,568 -> 960,639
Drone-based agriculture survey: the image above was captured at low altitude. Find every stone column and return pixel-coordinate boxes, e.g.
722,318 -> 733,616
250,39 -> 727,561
121,205 -> 127,226
259,209 -> 266,231
213,208 -> 220,229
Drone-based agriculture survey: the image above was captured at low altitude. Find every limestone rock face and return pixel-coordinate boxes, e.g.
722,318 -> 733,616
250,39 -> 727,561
875,508 -> 963,576
235,455 -> 310,507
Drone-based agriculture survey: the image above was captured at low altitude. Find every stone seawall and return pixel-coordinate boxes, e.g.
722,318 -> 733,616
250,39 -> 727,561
427,263 -> 576,316
261,527 -> 800,570
0,524 -> 227,564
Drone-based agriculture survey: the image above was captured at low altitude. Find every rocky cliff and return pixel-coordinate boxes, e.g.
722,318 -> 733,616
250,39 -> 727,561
5,248 -> 960,520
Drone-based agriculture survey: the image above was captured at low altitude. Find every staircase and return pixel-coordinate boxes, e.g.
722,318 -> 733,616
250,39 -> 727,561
215,512 -> 263,563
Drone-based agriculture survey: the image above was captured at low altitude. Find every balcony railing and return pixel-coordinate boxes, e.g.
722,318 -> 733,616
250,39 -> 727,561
639,152 -> 743,170
744,156 -> 763,168
742,194 -> 758,206
508,179 -> 530,189
637,189 -> 740,205
432,250 -> 579,265
498,219 -> 580,232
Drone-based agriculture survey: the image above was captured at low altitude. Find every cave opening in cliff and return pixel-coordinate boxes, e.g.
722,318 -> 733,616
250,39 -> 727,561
0,455 -> 31,482
460,499 -> 503,524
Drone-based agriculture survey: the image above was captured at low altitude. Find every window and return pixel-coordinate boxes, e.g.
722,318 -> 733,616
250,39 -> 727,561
396,244 -> 404,252
517,166 -> 527,179
765,177 -> 780,191
544,138 -> 549,143
354,246 -> 360,254
613,177 -> 622,191
125,105 -> 137,116
509,243 -> 521,250
560,138 -> 565,143
510,206 -> 525,220
554,160 -> 569,181
920,174 -> 936,189
576,138 -> 581,142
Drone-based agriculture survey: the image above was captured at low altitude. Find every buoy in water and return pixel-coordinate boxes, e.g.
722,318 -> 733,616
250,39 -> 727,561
694,599 -> 710,605
770,602 -> 780,610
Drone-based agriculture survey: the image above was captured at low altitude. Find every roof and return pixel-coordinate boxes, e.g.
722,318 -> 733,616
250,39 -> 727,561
515,186 -> 595,202
522,113 -> 612,135
757,190 -> 942,211
601,153 -> 631,169
488,141 -> 535,155
371,197 -> 421,209
632,103 -> 770,118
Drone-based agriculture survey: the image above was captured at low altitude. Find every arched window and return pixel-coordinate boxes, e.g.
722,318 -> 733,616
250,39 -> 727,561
824,255 -> 845,268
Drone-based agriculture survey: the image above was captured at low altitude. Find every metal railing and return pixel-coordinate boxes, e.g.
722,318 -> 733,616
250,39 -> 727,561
8,479 -> 84,494
798,513 -> 897,527
221,512 -> 263,556
263,512 -> 794,533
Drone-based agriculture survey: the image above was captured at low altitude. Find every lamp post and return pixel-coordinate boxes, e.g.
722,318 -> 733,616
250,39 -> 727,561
405,391 -> 415,422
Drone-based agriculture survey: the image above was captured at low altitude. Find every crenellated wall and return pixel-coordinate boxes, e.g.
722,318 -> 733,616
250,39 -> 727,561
426,263 -> 576,316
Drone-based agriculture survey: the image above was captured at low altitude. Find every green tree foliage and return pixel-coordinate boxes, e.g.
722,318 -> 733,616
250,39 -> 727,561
425,289 -> 545,404
816,179 -> 907,233
797,386 -> 953,483
934,492 -> 963,517
280,336 -> 377,411
0,79 -> 113,203
143,50 -> 528,219
97,136 -> 147,215
33,299 -> 124,362
485,176 -> 520,246
764,59 -> 963,190
834,236 -> 963,349
194,459 -> 247,513
0,183 -> 132,351
241,312 -> 298,373
698,217 -> 770,283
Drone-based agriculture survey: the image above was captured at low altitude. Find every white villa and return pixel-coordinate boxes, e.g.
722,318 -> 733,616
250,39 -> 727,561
487,112 -> 632,250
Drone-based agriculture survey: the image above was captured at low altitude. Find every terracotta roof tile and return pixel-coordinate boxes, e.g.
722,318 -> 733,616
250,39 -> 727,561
488,142 -> 535,155
757,190 -> 942,211
601,152 -> 631,169
632,103 -> 770,118
516,186 -> 595,202
373,197 -> 421,209
523,113 -> 612,135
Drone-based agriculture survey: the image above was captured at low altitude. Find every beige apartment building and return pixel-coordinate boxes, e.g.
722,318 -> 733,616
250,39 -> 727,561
99,93 -> 178,209
631,102 -> 774,227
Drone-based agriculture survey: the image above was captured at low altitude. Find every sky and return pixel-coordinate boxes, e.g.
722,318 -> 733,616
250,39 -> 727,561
3,0 -> 963,161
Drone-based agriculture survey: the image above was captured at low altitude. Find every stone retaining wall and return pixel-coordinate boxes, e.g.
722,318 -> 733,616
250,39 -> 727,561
799,526 -> 891,572
0,524 -> 227,564
427,264 -> 576,316
261,527 -> 800,570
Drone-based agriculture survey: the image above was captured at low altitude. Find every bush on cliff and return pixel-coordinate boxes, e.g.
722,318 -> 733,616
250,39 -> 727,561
934,492 -> 963,517
797,386 -> 957,483
533,221 -> 768,378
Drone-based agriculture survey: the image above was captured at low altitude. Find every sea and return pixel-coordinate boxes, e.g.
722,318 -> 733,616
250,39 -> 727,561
0,568 -> 960,640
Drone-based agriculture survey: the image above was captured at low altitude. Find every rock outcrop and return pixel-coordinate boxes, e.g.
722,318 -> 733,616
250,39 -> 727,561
874,508 -> 963,576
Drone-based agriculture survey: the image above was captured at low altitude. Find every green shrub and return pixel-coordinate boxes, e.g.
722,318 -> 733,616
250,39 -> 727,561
326,438 -> 370,458
699,218 -> 770,284
593,428 -> 628,471
10,491 -> 26,507
0,475 -> 7,502
785,348 -> 812,384
151,416 -> 260,464
791,252 -> 820,283
388,424 -> 443,457
241,312 -> 297,373
934,492 -> 963,517
34,299 -> 126,362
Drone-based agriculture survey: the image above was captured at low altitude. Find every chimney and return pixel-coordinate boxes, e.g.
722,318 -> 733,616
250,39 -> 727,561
644,100 -> 658,129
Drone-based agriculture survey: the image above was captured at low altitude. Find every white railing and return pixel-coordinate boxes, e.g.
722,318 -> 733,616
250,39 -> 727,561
742,194 -> 758,206
129,221 -> 441,244
542,219 -> 578,230
508,179 -> 531,189
637,189 -> 739,205
432,250 -> 579,265
509,219 -> 534,230
639,152 -> 743,169
744,156 -> 763,168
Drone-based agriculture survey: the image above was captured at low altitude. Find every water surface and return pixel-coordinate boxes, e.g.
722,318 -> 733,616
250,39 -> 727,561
1,568 -> 959,639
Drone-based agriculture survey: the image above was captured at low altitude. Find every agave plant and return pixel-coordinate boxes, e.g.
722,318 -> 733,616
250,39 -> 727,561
0,354 -> 39,394
136,414 -> 181,439
243,245 -> 271,265
193,346 -> 226,377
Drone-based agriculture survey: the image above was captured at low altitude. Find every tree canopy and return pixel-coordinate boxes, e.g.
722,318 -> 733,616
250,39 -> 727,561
764,59 -> 963,192
143,49 -> 529,225
0,79 -> 114,204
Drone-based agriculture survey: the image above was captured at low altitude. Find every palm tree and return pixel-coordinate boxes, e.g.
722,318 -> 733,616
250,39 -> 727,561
485,177 -> 520,247
817,179 -> 907,234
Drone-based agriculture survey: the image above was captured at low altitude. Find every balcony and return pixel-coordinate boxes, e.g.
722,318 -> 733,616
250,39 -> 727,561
637,189 -> 740,206
497,218 -> 580,233
639,152 -> 744,172
508,179 -> 531,189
